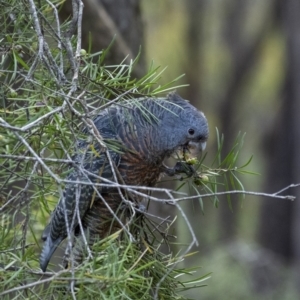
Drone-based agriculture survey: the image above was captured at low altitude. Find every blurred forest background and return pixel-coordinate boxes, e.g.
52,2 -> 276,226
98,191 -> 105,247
2,0 -> 300,299
81,0 -> 300,299
143,1 -> 299,299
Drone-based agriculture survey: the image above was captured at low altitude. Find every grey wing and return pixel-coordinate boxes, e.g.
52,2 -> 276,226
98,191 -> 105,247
39,141 -> 121,272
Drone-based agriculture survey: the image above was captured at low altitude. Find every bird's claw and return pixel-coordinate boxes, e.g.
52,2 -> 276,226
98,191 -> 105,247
163,161 -> 196,177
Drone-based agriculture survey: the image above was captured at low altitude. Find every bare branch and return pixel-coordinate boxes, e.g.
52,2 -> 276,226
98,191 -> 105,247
0,154 -> 73,164
274,183 -> 300,195
171,189 -> 296,202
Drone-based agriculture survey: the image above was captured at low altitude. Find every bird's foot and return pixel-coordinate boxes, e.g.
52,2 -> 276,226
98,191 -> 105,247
163,161 -> 196,177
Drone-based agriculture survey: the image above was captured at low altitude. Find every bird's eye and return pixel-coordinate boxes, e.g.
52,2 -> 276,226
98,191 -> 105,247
188,128 -> 195,135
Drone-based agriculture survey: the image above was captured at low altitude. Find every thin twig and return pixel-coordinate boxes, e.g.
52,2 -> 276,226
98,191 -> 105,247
6,125 -> 61,183
274,183 -> 300,195
170,190 -> 296,202
0,154 -> 73,164
45,0 -> 66,83
27,0 -> 44,78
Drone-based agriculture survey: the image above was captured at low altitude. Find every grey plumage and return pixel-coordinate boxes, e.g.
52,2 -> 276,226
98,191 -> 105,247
40,93 -> 209,272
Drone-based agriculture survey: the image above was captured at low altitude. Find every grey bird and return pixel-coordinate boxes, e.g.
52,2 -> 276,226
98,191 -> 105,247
40,93 -> 209,272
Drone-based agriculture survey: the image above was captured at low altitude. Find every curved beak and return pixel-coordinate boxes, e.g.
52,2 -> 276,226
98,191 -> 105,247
186,140 -> 206,157
172,141 -> 207,159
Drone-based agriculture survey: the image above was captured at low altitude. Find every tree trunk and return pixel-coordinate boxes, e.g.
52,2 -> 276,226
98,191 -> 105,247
258,0 -> 300,264
283,0 -> 300,292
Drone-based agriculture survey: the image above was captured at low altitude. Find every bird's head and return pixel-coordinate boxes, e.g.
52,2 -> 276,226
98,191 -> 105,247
172,106 -> 208,159
152,93 -> 209,159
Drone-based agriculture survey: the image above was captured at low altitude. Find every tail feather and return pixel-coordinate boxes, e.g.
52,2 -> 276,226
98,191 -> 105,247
40,236 -> 64,272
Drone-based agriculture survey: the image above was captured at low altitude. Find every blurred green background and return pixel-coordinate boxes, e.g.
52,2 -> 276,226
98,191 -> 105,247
140,1 -> 299,299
